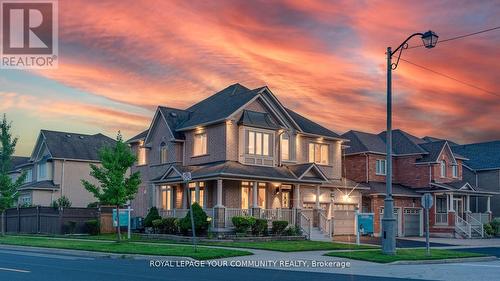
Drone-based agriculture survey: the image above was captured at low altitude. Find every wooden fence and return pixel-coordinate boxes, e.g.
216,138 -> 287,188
2,206 -> 111,235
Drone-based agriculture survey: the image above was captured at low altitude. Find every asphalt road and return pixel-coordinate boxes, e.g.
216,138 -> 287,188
454,247 -> 500,257
0,247 -> 424,281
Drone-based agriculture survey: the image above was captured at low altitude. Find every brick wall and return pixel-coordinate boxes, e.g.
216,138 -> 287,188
369,195 -> 421,235
394,155 -> 430,187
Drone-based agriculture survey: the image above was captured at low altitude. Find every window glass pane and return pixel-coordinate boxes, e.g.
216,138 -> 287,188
258,187 -> 266,208
314,144 -> 321,164
190,189 -> 195,205
199,189 -> 204,208
194,133 -> 207,156
320,144 -> 328,165
161,187 -> 167,210
248,131 -> 255,154
241,187 -> 249,209
201,134 -> 207,154
282,191 -> 290,208
255,133 -> 262,155
281,135 -> 289,160
308,143 -> 315,163
263,133 -> 269,156
137,141 -> 146,165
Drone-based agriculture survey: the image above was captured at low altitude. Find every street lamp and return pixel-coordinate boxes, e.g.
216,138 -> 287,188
382,30 -> 438,255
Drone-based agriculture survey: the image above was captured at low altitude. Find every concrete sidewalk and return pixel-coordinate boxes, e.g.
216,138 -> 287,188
399,237 -> 500,247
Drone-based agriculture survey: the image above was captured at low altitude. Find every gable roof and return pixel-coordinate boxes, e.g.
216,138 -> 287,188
10,156 -> 29,169
38,130 -> 116,161
285,108 -> 341,139
127,130 -> 148,143
452,140 -> 500,171
342,129 -> 427,155
238,110 -> 280,130
417,140 -> 450,163
341,130 -> 386,154
423,136 -> 459,146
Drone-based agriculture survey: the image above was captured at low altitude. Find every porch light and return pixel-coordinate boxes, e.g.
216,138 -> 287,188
421,30 -> 439,48
342,194 -> 351,203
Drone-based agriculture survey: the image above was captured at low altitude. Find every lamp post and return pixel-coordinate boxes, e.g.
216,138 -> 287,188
382,30 -> 438,255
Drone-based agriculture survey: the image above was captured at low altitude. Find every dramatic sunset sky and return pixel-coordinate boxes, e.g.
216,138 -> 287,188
1,0 -> 499,156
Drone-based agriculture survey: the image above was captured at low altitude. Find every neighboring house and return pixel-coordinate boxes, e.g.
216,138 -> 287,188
10,130 -> 116,207
341,129 -> 494,238
128,83 -> 365,236
452,141 -> 500,218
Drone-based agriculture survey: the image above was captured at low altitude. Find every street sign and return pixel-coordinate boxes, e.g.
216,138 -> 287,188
182,172 -> 192,183
421,193 -> 433,209
421,193 -> 433,256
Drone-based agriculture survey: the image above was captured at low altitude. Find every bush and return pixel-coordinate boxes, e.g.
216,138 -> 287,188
144,207 -> 161,228
490,218 -> 500,235
484,223 -> 495,236
87,202 -> 99,208
51,196 -> 72,209
232,216 -> 256,234
283,225 -> 302,236
271,220 -> 288,236
252,219 -> 268,236
179,203 -> 210,235
152,219 -> 163,233
161,217 -> 178,234
63,221 -> 77,234
85,219 -> 100,235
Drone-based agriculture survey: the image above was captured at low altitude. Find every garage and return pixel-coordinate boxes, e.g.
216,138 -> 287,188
403,208 -> 422,237
379,207 -> 401,237
333,204 -> 356,235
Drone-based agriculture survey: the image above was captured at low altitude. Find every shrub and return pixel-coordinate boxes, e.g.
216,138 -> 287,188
179,203 -> 210,235
484,223 -> 495,236
87,202 -> 99,208
232,216 -> 256,234
85,219 -> 100,235
152,219 -> 163,233
161,217 -> 178,234
271,220 -> 288,236
283,225 -> 302,236
63,221 -> 77,234
490,218 -> 500,235
252,219 -> 268,236
144,207 -> 161,228
51,196 -> 72,209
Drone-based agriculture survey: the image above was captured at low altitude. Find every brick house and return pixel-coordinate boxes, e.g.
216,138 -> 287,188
9,130 -> 116,207
128,83 -> 366,236
341,129 -> 494,238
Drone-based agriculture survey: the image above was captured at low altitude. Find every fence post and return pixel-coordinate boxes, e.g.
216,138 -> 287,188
59,207 -> 63,235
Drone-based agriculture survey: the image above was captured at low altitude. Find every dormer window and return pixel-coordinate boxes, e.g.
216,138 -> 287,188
440,160 -> 446,177
193,132 -> 207,156
452,165 -> 458,178
280,133 -> 290,161
159,142 -> 168,164
37,156 -> 52,181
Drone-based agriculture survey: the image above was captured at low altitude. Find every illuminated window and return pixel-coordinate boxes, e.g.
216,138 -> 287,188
247,131 -> 271,156
440,160 -> 446,177
281,134 -> 289,161
308,143 -> 329,165
258,183 -> 266,208
188,182 -> 204,207
376,159 -> 387,175
161,186 -> 172,210
193,133 -> 207,156
452,165 -> 458,178
159,142 -> 168,164
137,140 -> 147,165
241,186 -> 250,209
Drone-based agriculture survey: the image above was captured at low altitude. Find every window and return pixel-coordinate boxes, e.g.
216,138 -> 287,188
308,143 -> 329,165
137,140 -> 147,165
24,169 -> 32,183
247,131 -> 271,156
376,159 -> 387,175
452,165 -> 458,178
436,195 -> 447,213
193,133 -> 207,156
159,142 -> 168,164
281,134 -> 290,161
440,160 -> 446,177
281,189 -> 291,208
20,195 -> 31,206
188,182 -> 205,207
161,186 -> 172,210
258,183 -> 266,208
241,185 -> 250,209
38,160 -> 47,180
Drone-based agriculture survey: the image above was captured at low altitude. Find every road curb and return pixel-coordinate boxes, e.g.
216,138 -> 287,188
0,244 -> 195,261
389,256 -> 497,265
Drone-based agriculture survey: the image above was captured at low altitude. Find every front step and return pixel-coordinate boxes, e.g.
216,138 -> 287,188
309,227 -> 332,242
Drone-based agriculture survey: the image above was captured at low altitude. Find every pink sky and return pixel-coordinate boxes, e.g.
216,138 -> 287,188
1,0 -> 499,155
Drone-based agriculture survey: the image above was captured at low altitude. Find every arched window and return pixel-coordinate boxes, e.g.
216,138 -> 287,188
280,133 -> 290,161
440,160 -> 446,177
160,142 -> 168,164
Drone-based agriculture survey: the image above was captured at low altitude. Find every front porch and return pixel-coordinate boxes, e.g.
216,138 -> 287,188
151,178 -> 363,238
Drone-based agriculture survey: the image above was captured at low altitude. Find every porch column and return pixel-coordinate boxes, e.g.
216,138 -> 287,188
466,195 -> 471,213
294,184 -> 301,209
315,185 -> 321,209
448,193 -> 455,227
313,185 -> 321,227
195,182 -> 200,204
252,181 -> 260,218
487,196 -> 491,213
449,194 -> 455,212
213,179 -> 225,229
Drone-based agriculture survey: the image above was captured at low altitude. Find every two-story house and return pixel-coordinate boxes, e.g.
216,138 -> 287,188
342,129 -> 494,238
11,130 -> 116,207
452,141 -> 500,218
128,83 -> 366,236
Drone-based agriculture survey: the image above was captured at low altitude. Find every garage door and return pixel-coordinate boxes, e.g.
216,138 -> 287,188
404,208 -> 421,237
333,210 -> 355,235
380,208 -> 401,237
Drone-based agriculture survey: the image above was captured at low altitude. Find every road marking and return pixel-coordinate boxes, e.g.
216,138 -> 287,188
0,267 -> 30,273
0,249 -> 94,260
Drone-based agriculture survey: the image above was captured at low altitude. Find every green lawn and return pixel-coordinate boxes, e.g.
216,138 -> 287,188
0,235 -> 252,260
325,249 -> 485,263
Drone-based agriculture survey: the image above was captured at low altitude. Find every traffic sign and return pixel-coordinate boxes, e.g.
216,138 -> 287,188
182,172 -> 192,183
421,193 -> 433,209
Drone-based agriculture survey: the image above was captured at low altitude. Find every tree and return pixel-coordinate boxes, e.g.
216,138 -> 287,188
0,114 -> 26,235
82,132 -> 141,241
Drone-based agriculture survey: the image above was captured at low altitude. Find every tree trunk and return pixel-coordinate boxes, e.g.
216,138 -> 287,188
116,205 -> 121,241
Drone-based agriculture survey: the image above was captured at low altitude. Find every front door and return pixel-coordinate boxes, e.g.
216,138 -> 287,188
454,198 -> 464,219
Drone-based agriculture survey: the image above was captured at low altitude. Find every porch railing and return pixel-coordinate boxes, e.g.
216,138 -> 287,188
471,213 -> 490,224
319,212 -> 332,238
435,213 -> 448,224
159,209 -> 189,218
260,209 -> 294,225
299,212 -> 312,240
224,208 -> 251,227
466,213 -> 484,238
455,215 -> 471,238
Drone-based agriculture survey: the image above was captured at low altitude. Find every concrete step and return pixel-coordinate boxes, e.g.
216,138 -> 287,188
309,227 -> 332,242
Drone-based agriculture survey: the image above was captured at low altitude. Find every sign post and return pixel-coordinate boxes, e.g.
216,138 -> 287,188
421,193 -> 433,256
182,172 -> 196,252
127,200 -> 131,240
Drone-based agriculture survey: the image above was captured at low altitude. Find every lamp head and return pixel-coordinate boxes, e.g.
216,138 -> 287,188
421,30 -> 439,48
